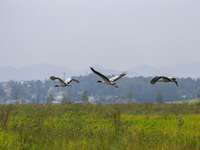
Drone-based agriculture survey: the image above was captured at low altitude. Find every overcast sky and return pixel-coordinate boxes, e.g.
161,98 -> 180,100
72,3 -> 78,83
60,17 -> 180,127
0,0 -> 200,71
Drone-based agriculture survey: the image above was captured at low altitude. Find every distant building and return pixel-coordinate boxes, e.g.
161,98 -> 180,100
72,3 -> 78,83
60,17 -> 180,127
52,100 -> 61,104
88,94 -> 95,103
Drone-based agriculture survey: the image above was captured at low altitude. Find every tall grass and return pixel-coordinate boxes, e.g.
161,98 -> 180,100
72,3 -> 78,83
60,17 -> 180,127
0,104 -> 12,129
0,103 -> 200,149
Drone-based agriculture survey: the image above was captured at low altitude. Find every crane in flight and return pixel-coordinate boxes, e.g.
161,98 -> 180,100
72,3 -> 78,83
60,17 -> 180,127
50,76 -> 79,87
150,76 -> 178,87
90,67 -> 126,88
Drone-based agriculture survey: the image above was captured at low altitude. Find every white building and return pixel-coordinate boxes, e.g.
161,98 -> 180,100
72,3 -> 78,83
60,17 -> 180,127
88,94 -> 95,103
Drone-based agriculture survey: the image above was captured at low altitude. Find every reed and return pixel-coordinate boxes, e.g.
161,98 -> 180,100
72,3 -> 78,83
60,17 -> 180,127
0,103 -> 200,149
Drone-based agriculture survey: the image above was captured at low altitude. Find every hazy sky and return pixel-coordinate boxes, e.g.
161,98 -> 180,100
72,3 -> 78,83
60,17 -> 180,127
0,0 -> 200,71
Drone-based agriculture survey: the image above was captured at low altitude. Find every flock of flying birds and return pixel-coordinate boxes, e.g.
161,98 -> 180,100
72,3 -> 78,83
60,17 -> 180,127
50,67 -> 178,88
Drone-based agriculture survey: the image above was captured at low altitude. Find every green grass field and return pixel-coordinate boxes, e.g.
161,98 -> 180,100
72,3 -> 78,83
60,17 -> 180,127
1,103 -> 200,149
169,99 -> 200,104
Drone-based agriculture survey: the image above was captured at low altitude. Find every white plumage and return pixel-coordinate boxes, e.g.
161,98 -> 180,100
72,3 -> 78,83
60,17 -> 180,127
50,76 -> 79,87
90,67 -> 126,88
150,76 -> 178,87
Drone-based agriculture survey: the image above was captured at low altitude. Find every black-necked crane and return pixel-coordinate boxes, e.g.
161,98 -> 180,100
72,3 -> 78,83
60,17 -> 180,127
50,76 -> 79,87
150,76 -> 178,87
90,67 -> 126,88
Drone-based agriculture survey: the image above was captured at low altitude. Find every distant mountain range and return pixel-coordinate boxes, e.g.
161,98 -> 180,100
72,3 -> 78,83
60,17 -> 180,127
0,62 -> 199,82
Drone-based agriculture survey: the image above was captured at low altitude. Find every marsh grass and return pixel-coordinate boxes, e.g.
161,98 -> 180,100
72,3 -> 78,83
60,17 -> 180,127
0,103 -> 200,149
0,104 -> 12,129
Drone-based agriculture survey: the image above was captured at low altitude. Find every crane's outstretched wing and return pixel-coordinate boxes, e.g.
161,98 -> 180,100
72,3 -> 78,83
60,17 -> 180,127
50,76 -> 65,84
90,67 -> 110,82
170,78 -> 178,87
160,76 -> 171,82
50,76 -> 57,80
65,78 -> 80,84
150,76 -> 162,85
174,80 -> 178,87
71,78 -> 80,83
109,72 -> 127,82
150,76 -> 170,85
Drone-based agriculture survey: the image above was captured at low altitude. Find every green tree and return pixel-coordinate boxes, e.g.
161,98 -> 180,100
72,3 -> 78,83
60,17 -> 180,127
14,92 -> 19,100
47,93 -> 54,103
156,91 -> 164,103
62,94 -> 72,104
127,91 -> 135,103
14,92 -> 21,104
197,94 -> 200,103
81,91 -> 89,103
0,87 -> 6,97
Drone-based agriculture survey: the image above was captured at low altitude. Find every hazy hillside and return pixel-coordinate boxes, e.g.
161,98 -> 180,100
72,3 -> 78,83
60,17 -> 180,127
0,64 -> 75,82
0,64 -> 128,82
128,62 -> 200,78
0,62 -> 200,82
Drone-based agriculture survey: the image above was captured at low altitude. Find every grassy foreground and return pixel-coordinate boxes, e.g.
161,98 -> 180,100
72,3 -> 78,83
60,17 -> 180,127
169,99 -> 200,104
1,103 -> 200,150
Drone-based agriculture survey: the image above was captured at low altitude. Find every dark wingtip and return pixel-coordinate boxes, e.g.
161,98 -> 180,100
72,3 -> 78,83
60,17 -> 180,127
90,67 -> 94,71
90,67 -> 97,74
150,80 -> 155,85
74,79 -> 80,83
50,76 -> 57,80
122,71 -> 127,76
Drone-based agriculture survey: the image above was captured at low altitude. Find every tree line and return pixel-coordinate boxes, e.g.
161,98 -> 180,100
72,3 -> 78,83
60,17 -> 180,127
0,74 -> 200,103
